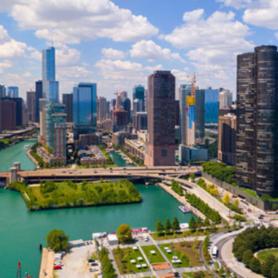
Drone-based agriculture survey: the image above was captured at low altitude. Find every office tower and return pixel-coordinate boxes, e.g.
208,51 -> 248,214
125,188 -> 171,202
42,47 -> 59,102
145,71 -> 176,166
133,85 -> 145,112
205,87 -> 219,124
13,97 -> 23,127
26,91 -> 36,122
236,45 -> 278,196
35,80 -> 43,122
112,110 -> 129,131
39,99 -> 47,144
45,102 -> 66,149
97,96 -> 110,122
179,84 -> 191,145
134,112 -> 147,131
121,93 -> 131,122
7,86 -> 19,98
218,113 -> 236,165
179,84 -> 205,146
62,93 -> 73,122
0,85 -> 6,98
73,83 -> 97,139
219,89 -> 233,110
0,98 -> 16,131
175,100 -> 180,126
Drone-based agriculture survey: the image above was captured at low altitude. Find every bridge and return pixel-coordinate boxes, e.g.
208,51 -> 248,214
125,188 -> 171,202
0,166 -> 201,184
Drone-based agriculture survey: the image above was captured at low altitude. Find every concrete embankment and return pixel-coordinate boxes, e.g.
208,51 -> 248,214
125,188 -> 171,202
26,148 -> 39,168
158,182 -> 206,220
39,248 -> 54,278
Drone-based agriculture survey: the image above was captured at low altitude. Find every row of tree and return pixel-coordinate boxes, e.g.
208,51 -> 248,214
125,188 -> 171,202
171,181 -> 184,196
156,217 -> 180,235
202,161 -> 237,186
98,247 -> 117,278
185,193 -> 222,224
233,227 -> 278,277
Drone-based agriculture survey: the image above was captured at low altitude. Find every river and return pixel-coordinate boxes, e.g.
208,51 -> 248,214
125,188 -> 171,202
0,140 -> 194,278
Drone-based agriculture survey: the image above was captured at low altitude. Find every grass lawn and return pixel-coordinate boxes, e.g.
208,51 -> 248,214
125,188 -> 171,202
9,179 -> 141,210
151,230 -> 208,241
159,243 -> 190,267
256,248 -> 278,263
183,271 -> 213,278
241,188 -> 260,199
141,245 -> 166,264
113,247 -> 149,274
170,241 -> 203,267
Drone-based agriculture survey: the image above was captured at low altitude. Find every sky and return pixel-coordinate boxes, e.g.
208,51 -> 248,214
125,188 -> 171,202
0,0 -> 277,100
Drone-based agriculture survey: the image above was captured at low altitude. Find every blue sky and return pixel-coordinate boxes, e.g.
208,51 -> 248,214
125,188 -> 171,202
0,0 -> 277,100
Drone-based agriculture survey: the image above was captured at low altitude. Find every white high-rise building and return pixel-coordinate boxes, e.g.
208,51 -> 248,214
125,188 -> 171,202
219,89 -> 233,110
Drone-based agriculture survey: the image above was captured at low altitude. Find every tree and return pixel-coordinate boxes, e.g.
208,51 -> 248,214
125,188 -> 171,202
47,229 -> 69,252
189,217 -> 197,232
242,249 -> 253,266
165,219 -> 172,234
262,255 -> 276,277
222,193 -> 231,205
249,257 -> 261,274
116,224 -> 132,243
271,261 -> 278,278
156,220 -> 164,236
172,217 -> 180,232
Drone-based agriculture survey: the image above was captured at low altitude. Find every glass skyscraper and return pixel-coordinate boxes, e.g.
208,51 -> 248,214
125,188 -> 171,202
73,83 -> 97,138
205,87 -> 219,124
42,47 -> 59,102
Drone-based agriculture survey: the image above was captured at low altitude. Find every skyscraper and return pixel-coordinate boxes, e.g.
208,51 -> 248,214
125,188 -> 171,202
42,47 -> 59,102
62,93 -> 73,122
97,96 -> 110,122
145,71 -> 176,166
0,98 -> 16,131
35,80 -> 43,123
0,85 -> 6,98
236,45 -> 278,196
7,86 -> 19,98
133,85 -> 145,113
218,113 -> 236,165
205,87 -> 219,124
73,83 -> 97,138
219,89 -> 233,110
26,91 -> 36,122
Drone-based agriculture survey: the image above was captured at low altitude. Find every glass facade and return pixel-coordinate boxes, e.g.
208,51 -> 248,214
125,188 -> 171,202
73,83 -> 97,137
205,87 -> 219,124
42,47 -> 59,102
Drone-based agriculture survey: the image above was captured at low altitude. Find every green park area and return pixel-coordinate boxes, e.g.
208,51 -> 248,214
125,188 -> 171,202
9,179 -> 141,210
160,241 -> 203,267
257,248 -> 278,263
183,272 -> 213,278
113,247 -> 149,274
141,245 -> 165,264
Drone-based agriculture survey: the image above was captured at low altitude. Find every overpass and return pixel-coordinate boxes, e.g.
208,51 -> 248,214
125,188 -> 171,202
0,166 -> 201,185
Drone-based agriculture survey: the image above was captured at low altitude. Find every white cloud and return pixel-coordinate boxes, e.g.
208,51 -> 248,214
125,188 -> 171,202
218,0 -> 253,9
101,48 -> 125,59
56,46 -> 81,66
163,10 -> 253,90
243,0 -> 278,29
130,40 -> 184,62
10,0 -> 158,44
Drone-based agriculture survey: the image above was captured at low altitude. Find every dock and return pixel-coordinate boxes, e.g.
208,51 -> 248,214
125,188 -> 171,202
39,248 -> 54,278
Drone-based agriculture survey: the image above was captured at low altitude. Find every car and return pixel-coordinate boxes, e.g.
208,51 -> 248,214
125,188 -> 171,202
53,265 -> 62,270
91,262 -> 98,266
88,258 -> 95,263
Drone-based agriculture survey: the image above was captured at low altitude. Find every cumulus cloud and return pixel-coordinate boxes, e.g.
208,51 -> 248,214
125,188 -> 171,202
163,10 -> 254,90
130,40 -> 184,62
10,0 -> 158,44
101,48 -> 126,59
217,0 -> 253,9
243,0 -> 278,29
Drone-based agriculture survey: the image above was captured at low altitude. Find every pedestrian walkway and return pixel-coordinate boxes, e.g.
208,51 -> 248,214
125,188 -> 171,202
39,248 -> 54,278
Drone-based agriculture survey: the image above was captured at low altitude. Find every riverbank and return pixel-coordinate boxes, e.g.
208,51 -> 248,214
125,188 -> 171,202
39,248 -> 54,278
158,182 -> 206,220
9,180 -> 142,210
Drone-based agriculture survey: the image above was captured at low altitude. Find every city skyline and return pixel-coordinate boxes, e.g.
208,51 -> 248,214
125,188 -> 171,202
0,0 -> 278,99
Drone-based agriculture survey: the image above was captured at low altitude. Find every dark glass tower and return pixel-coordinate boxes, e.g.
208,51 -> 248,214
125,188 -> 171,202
236,45 -> 278,196
145,71 -> 176,166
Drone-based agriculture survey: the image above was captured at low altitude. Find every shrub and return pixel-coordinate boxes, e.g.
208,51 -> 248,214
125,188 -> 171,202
46,229 -> 69,252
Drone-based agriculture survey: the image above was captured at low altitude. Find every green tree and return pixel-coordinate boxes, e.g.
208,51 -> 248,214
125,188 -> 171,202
249,257 -> 261,273
262,255 -> 276,278
172,217 -> 180,232
189,217 -> 197,232
47,229 -> 69,252
271,261 -> 278,278
242,249 -> 253,266
156,220 -> 164,236
165,219 -> 172,234
116,224 -> 132,243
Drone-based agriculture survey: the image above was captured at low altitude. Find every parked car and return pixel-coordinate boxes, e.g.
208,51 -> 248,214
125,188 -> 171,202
54,265 -> 62,270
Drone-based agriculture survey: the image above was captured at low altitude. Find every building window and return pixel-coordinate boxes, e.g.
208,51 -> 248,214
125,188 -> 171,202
161,149 -> 167,157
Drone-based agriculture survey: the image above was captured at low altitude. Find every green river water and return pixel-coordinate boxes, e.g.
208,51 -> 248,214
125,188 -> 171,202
0,140 -> 194,278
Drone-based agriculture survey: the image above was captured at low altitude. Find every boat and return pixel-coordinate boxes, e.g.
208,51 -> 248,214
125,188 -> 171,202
178,205 -> 191,213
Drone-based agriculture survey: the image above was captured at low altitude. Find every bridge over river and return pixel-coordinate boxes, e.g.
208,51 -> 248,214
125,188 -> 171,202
0,165 -> 201,184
